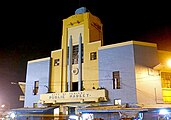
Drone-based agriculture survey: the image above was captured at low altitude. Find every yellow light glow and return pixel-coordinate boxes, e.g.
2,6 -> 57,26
167,59 -> 171,68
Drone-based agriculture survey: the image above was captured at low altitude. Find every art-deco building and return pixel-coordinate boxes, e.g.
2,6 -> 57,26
11,7 -> 171,120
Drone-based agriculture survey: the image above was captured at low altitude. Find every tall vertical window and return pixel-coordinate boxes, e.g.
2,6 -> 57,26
72,45 -> 79,64
68,44 -> 84,65
113,71 -> 120,89
33,81 -> 39,95
161,72 -> 171,88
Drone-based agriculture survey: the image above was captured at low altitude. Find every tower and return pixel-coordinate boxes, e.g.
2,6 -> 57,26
50,7 -> 103,93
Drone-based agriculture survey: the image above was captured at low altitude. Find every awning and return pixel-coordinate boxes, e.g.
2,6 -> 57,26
77,105 -> 148,113
11,107 -> 57,114
18,82 -> 26,94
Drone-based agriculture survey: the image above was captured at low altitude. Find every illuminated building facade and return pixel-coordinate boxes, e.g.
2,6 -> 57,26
11,7 -> 171,120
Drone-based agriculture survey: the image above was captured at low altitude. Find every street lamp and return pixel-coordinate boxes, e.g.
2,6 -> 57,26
1,104 -> 5,108
154,58 -> 171,70
1,104 -> 10,110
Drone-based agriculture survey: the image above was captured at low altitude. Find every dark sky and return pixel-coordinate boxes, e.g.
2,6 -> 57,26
0,1 -> 171,108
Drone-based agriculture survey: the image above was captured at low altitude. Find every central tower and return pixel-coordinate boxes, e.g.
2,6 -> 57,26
50,7 -> 103,93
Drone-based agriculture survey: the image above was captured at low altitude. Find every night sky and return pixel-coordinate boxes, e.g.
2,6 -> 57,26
1,1 -> 171,108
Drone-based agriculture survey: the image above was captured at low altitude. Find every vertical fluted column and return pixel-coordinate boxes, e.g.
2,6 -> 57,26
78,33 -> 82,91
68,35 -> 72,92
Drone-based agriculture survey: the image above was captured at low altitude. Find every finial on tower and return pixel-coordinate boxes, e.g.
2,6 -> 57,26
75,7 -> 88,14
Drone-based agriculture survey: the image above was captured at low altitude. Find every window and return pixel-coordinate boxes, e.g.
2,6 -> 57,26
72,44 -> 84,64
68,44 -> 84,65
90,52 -> 97,60
54,59 -> 60,66
72,45 -> 79,64
113,71 -> 120,89
161,72 -> 171,88
33,81 -> 39,95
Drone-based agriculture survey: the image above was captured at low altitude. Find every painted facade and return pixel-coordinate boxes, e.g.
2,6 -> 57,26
24,57 -> 51,107
98,41 -> 163,105
10,7 -> 171,120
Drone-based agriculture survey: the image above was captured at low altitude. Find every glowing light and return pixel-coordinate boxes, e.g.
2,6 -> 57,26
159,109 -> 169,115
167,59 -> 171,68
1,104 -> 5,108
82,113 -> 94,120
10,112 -> 16,119
69,115 -> 79,120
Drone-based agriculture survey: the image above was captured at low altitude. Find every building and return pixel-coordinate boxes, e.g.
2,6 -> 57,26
10,7 -> 171,120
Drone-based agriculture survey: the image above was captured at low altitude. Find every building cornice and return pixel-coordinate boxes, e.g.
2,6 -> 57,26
99,40 -> 157,50
28,57 -> 51,64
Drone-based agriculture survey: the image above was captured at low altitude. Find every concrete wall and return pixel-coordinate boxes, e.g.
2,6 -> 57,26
98,44 -> 137,105
50,49 -> 63,92
134,45 -> 163,104
24,57 -> 51,107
